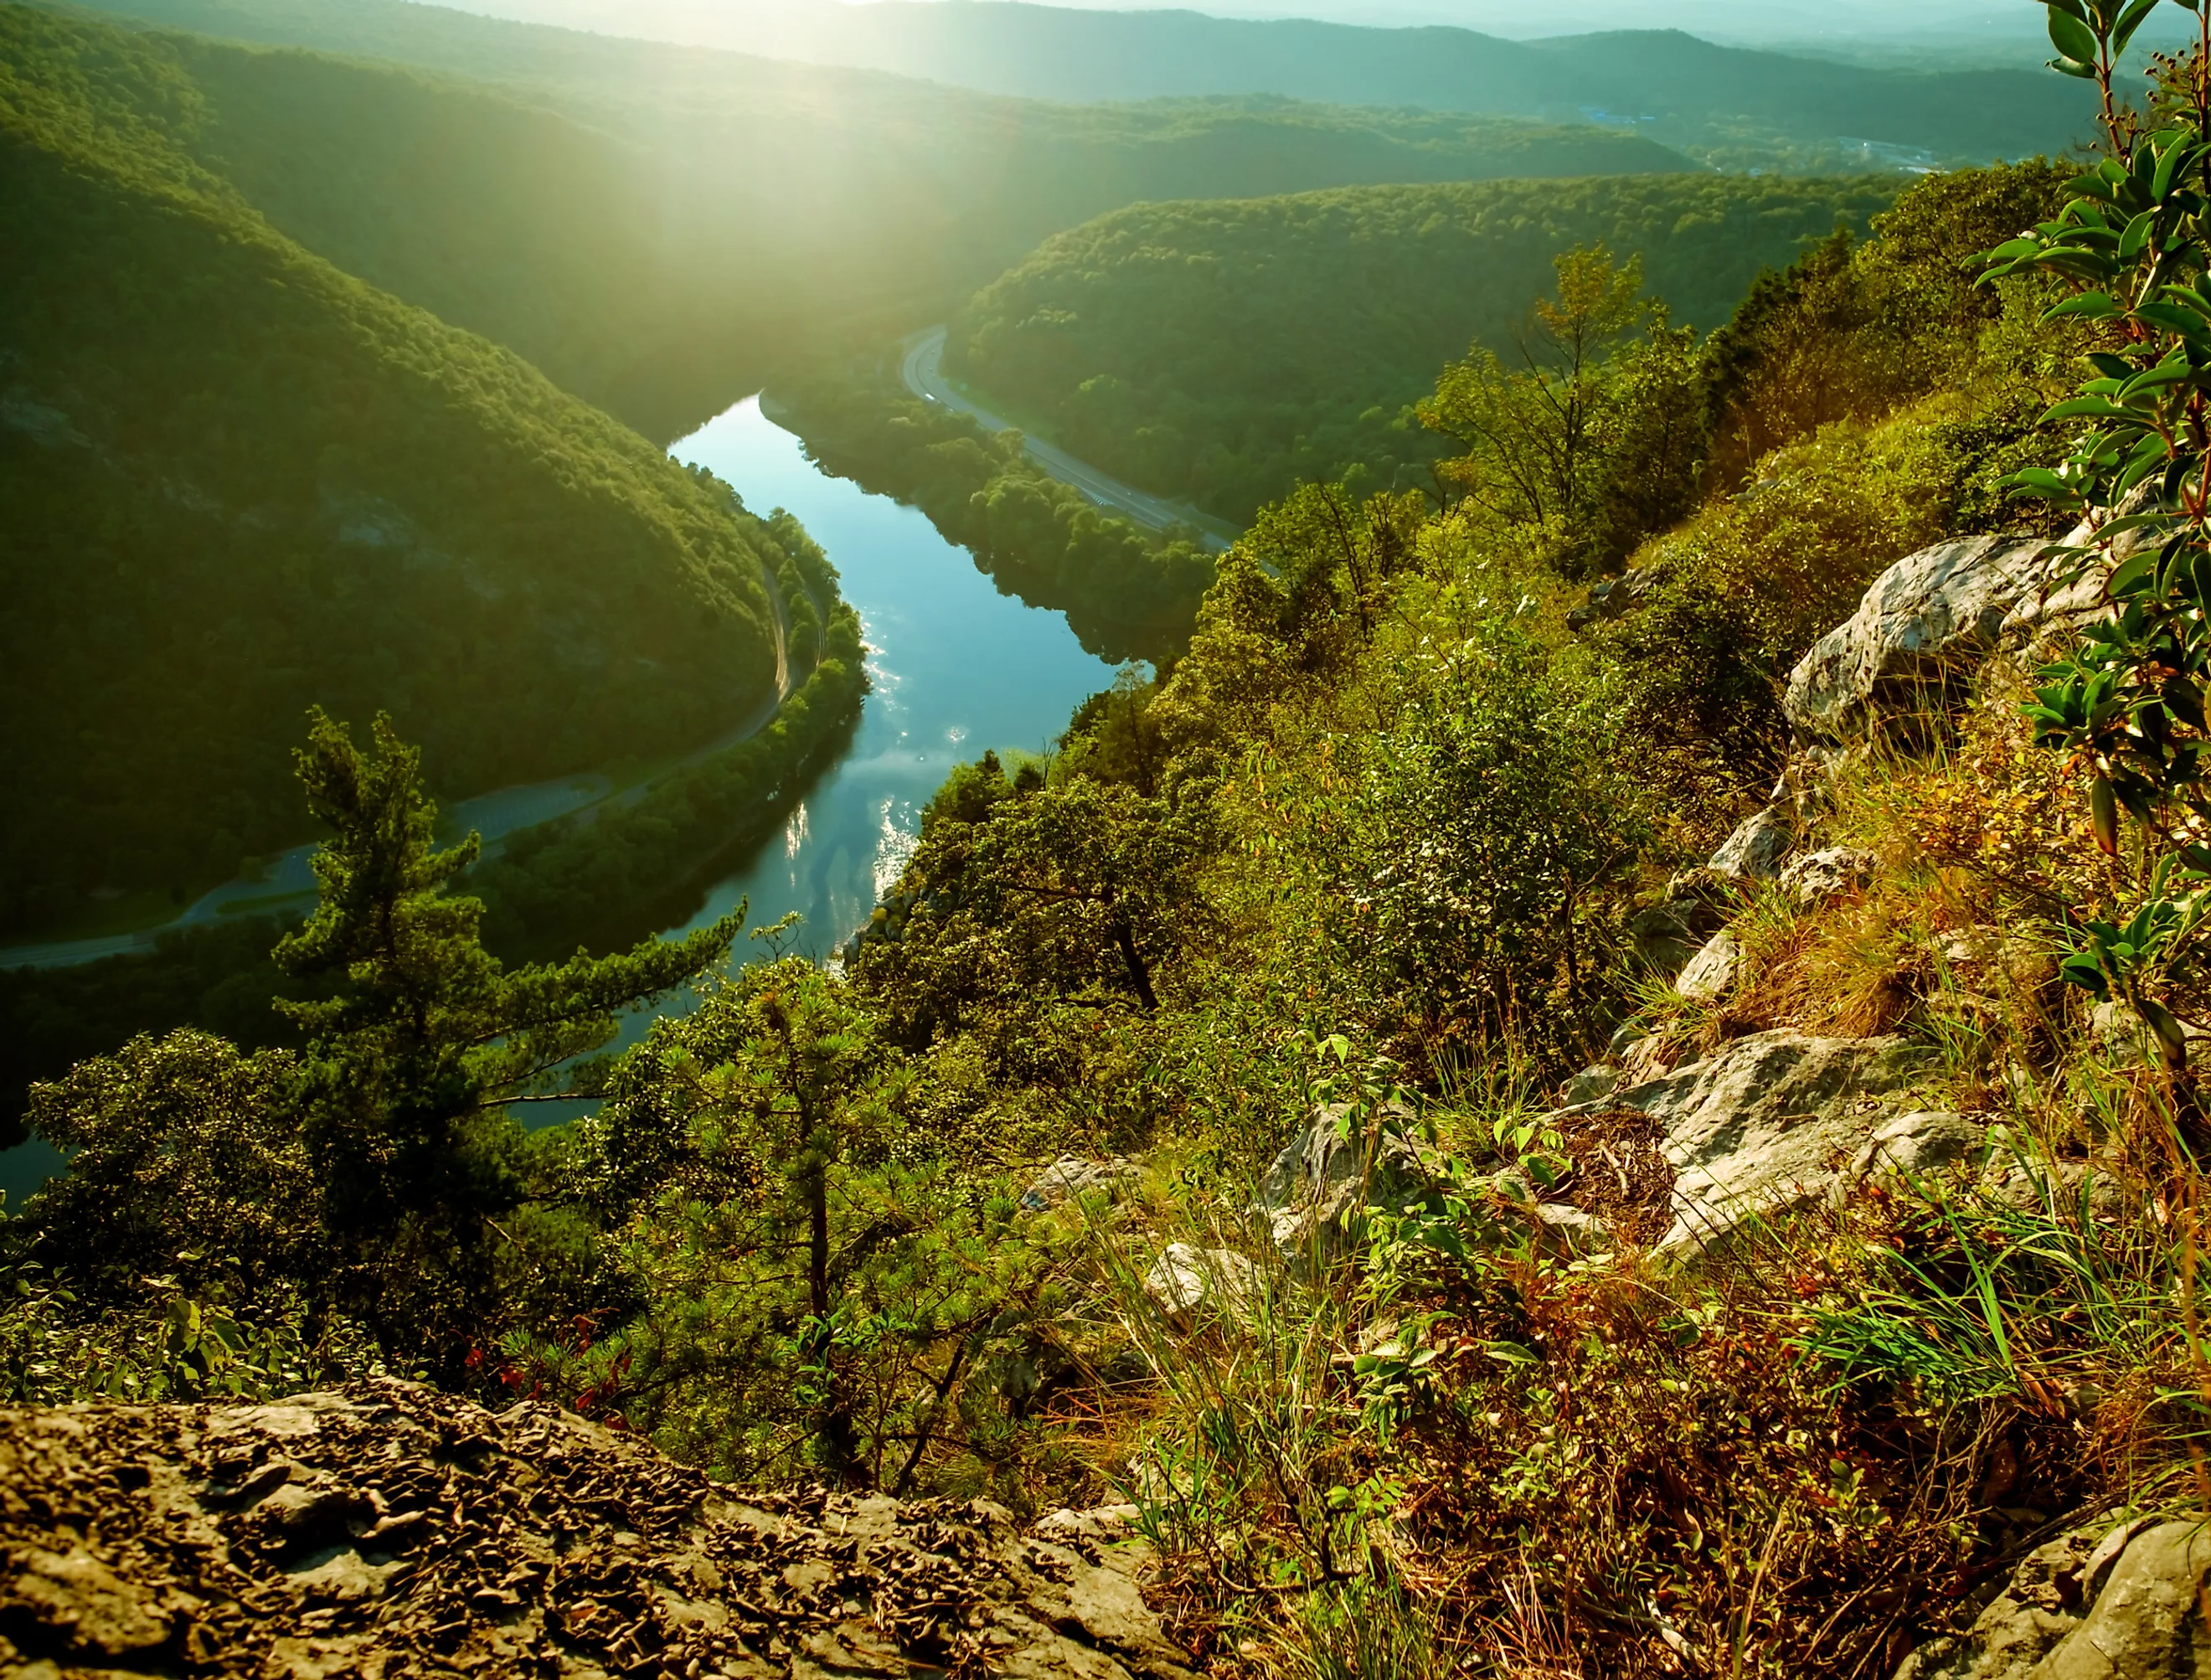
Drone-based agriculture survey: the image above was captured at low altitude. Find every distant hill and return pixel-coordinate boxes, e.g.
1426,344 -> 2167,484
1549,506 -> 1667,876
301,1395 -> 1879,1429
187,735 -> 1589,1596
56,0 -> 1702,438
0,3 -> 796,937
948,173 -> 1899,519
391,0 -> 2100,169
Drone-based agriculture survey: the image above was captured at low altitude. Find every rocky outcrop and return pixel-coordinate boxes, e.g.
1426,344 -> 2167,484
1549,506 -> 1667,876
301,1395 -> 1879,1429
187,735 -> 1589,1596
1782,846 -> 1878,906
1894,1514 -> 2211,1679
1675,930 -> 1740,1005
1575,1029 -> 1946,1250
0,1383 -> 1196,1680
1142,1244 -> 1260,1324
1785,534 -> 2059,740
1252,1100 -> 1442,1266
1021,1155 -> 1142,1212
1566,564 -> 1662,632
1709,804 -> 1796,881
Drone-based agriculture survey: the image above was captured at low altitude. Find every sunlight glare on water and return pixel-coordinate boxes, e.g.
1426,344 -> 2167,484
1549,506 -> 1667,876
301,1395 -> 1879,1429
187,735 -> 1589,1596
650,394 -> 1116,965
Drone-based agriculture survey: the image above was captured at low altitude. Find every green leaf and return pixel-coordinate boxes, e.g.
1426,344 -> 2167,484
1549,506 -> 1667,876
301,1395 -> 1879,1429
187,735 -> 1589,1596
2116,0 -> 2165,55
2136,301 -> 2211,337
2044,291 -> 2123,321
2042,397 -> 2135,421
2121,209 -> 2159,261
2049,0 -> 2103,59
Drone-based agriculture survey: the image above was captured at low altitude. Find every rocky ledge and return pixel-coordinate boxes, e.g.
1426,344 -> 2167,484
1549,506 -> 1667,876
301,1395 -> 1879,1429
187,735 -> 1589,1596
0,1382 -> 1195,1680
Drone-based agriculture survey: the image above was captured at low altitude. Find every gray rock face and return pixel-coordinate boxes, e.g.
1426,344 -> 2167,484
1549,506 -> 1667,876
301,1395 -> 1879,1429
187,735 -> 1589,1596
1849,1110 -> 1987,1180
1254,1100 -> 1440,1265
1021,1154 -> 1142,1211
1782,846 -> 1878,906
1676,930 -> 1740,1005
1561,1064 -> 1620,1107
1567,564 -> 1662,631
1710,804 -> 1796,880
1142,1243 -> 1260,1323
1605,1029 -> 1940,1250
0,1384 -> 1197,1680
1785,534 -> 2058,740
1895,1516 -> 2211,1680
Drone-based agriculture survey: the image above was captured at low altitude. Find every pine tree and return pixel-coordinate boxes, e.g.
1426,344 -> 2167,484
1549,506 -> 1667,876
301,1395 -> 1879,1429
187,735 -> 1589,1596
275,709 -> 740,1373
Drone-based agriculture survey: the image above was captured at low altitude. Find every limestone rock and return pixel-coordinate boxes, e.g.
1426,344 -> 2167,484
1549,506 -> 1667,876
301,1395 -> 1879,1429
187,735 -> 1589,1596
1021,1153 -> 1142,1212
1781,846 -> 1878,906
1709,804 -> 1795,881
2000,495 -> 2157,653
1605,1029 -> 1939,1251
0,1383 -> 1196,1680
1253,1100 -> 1441,1265
1675,930 -> 1739,1005
1848,1110 -> 1987,1180
1894,1515 -> 2210,1680
1560,1064 -> 1619,1107
1785,534 -> 2058,741
1142,1243 -> 1260,1324
2092,999 -> 2211,1069
1985,1157 -> 2127,1224
1566,564 -> 1662,631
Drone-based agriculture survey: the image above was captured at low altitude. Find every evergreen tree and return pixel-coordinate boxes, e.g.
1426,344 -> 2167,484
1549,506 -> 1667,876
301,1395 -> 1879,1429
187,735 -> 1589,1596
274,709 -> 741,1373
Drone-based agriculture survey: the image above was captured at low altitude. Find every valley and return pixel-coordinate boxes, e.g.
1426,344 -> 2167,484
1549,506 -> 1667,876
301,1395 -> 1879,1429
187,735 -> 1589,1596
10,0 -> 2211,1673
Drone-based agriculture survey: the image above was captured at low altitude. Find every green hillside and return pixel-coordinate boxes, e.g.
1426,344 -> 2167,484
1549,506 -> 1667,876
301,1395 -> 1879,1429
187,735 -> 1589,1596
0,3 -> 795,938
52,0 -> 1702,438
947,173 -> 1901,519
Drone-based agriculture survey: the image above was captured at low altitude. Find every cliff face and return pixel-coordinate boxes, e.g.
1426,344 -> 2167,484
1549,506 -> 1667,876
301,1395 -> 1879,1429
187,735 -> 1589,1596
0,1382 -> 1194,1679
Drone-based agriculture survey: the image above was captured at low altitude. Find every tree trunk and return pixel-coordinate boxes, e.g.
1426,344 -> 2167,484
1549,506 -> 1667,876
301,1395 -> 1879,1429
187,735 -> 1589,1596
1112,917 -> 1158,1012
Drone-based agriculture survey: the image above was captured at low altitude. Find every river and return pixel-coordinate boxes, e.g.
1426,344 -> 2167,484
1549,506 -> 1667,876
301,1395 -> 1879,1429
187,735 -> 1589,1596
654,396 -> 1117,966
0,395 -> 1117,1199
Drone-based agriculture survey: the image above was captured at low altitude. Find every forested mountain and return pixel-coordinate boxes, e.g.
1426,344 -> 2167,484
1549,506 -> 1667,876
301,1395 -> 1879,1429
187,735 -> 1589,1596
946,173 -> 1899,518
410,0 -> 2099,169
54,0 -> 1700,439
0,3 -> 797,936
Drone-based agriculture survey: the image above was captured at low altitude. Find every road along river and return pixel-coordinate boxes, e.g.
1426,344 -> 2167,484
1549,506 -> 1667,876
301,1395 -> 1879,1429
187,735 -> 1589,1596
0,395 -> 1116,1198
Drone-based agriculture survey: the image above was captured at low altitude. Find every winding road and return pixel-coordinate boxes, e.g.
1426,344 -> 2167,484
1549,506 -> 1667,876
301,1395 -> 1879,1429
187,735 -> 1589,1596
900,328 -> 1230,554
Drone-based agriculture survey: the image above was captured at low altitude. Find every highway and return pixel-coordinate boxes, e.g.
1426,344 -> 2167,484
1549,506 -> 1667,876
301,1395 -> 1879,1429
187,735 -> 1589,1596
899,328 -> 1230,554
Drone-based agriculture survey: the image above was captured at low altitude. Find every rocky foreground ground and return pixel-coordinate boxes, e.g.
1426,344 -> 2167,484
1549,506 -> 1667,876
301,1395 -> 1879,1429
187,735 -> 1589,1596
0,1381 -> 1197,1679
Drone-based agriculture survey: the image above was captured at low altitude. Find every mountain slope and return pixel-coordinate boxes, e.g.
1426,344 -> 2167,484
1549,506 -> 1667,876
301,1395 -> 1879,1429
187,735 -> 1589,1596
394,0 -> 2097,167
0,4 -> 791,937
947,173 -> 1899,519
56,0 -> 1700,437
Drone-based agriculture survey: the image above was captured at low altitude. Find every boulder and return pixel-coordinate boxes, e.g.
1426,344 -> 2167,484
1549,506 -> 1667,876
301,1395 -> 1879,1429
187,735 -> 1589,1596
1985,1156 -> 2127,1224
1894,1515 -> 2210,1680
1630,874 -> 1729,976
2093,999 -> 2211,1069
1785,534 -> 2059,741
1253,1100 -> 1440,1266
1560,1064 -> 1619,1107
1782,846 -> 1878,906
1709,804 -> 1796,881
1604,1029 -> 1940,1251
1142,1243 -> 1260,1323
1848,1110 -> 1987,1180
0,1383 -> 1198,1680
2002,493 -> 2162,653
1021,1154 -> 1141,1212
1566,564 -> 1662,631
1675,930 -> 1740,1005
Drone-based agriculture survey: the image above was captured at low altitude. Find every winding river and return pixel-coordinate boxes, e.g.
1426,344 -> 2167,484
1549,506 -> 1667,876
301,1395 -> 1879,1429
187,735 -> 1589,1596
0,396 -> 1116,1198
656,396 -> 1117,965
